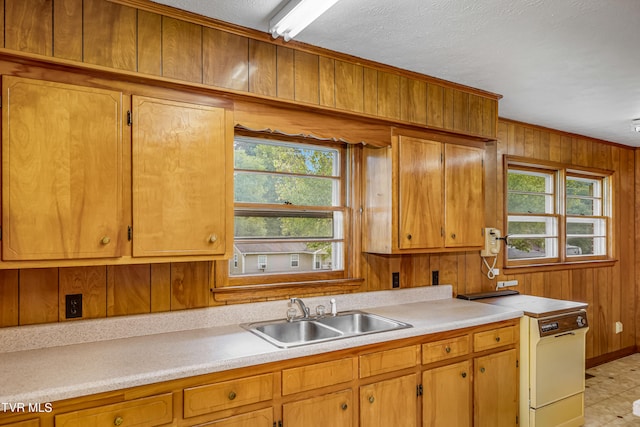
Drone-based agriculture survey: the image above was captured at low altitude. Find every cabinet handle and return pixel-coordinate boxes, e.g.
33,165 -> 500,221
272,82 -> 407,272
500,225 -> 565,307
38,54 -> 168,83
406,234 -> 412,240
461,372 -> 467,378
101,236 -> 111,245
495,336 -> 501,342
341,403 -> 348,411
113,416 -> 124,426
208,234 -> 218,243
445,346 -> 451,353
480,367 -> 486,373
368,396 -> 375,404
228,391 -> 237,400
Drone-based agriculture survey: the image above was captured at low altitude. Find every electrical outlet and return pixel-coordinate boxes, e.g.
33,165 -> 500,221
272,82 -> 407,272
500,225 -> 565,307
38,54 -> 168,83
392,272 -> 400,288
496,280 -> 518,289
615,321 -> 623,334
65,294 -> 83,319
432,270 -> 439,286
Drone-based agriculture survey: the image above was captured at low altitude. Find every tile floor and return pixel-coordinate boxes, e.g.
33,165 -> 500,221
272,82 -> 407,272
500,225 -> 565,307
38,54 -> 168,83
585,353 -> 640,426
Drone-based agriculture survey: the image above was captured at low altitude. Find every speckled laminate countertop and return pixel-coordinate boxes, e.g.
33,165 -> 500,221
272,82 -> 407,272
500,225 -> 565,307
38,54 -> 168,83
0,286 -> 523,405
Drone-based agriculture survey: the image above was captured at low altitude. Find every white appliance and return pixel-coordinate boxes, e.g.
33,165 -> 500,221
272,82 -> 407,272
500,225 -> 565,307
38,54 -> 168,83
458,291 -> 588,427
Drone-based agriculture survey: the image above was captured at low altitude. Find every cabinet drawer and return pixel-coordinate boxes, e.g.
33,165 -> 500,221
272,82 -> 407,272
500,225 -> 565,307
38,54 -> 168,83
360,345 -> 420,378
0,420 -> 39,427
193,407 -> 273,427
282,358 -> 355,395
55,393 -> 172,427
422,335 -> 470,364
184,373 -> 273,418
474,325 -> 517,352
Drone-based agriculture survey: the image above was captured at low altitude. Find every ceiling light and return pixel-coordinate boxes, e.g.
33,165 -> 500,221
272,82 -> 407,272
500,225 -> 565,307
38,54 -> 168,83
269,0 -> 340,42
633,119 -> 640,133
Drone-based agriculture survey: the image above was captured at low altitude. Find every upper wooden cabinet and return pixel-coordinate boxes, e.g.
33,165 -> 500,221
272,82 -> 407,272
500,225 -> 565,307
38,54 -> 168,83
132,95 -> 231,257
1,76 -> 233,266
2,76 -> 124,261
363,134 -> 485,254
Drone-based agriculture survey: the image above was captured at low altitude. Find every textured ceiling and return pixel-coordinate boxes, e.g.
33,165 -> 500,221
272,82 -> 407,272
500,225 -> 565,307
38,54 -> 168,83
152,0 -> 640,147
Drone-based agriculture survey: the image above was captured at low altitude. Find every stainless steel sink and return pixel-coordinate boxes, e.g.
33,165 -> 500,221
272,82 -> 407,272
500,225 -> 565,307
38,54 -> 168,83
243,311 -> 411,348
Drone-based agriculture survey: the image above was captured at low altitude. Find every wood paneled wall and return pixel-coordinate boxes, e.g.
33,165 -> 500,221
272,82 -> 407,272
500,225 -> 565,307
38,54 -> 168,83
362,119 -> 637,362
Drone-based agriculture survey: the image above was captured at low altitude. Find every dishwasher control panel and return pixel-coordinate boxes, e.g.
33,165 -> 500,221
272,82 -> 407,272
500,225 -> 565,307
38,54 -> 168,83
537,310 -> 588,337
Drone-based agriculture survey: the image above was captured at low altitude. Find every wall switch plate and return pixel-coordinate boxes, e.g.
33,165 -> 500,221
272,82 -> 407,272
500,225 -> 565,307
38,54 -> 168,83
392,272 -> 400,288
432,270 -> 439,286
615,321 -> 623,334
65,294 -> 82,319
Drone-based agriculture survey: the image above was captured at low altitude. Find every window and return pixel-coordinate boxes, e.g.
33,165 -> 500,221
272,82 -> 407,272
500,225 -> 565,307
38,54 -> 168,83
233,254 -> 238,268
290,254 -> 299,268
506,157 -> 611,267
229,135 -> 346,280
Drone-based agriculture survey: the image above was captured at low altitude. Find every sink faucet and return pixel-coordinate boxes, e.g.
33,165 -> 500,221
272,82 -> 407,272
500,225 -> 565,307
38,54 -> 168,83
290,298 -> 310,319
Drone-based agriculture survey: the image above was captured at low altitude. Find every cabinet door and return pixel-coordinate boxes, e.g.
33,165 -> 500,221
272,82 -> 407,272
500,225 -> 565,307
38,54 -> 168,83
132,96 -> 230,257
360,374 -> 417,427
2,76 -> 123,260
474,349 -> 518,427
444,144 -> 484,247
283,389 -> 352,427
423,360 -> 471,427
397,136 -> 442,249
194,407 -> 273,427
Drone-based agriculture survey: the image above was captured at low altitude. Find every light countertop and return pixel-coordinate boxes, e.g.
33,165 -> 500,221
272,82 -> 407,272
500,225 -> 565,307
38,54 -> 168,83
0,286 -> 523,405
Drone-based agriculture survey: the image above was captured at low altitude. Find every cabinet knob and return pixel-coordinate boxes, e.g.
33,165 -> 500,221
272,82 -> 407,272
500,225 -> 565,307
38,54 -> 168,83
406,234 -> 412,240
450,233 -> 456,239
341,403 -> 348,411
461,372 -> 467,378
228,391 -> 237,400
208,234 -> 218,243
113,416 -> 124,426
480,367 -> 486,373
495,336 -> 501,342
368,396 -> 375,404
101,236 -> 111,245
445,346 -> 451,353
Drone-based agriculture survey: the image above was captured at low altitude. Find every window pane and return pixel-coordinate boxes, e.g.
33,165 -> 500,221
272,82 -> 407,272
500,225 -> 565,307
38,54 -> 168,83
507,238 -> 557,259
566,197 -> 597,215
235,172 -> 338,206
235,138 -> 338,177
566,237 -> 606,256
508,170 -> 551,193
507,193 -> 553,214
235,214 -> 336,239
566,176 -> 599,197
566,218 -> 606,236
229,242 -> 343,275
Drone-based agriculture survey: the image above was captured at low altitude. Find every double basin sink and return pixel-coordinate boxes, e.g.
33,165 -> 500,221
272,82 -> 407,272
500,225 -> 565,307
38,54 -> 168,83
242,311 -> 412,348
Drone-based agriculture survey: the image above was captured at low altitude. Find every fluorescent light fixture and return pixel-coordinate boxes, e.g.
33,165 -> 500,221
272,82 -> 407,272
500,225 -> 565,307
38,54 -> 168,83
633,119 -> 640,133
269,0 -> 340,42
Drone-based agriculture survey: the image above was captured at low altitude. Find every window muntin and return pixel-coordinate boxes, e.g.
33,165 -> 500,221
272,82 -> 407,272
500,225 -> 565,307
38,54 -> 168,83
505,160 -> 611,266
231,136 -> 346,277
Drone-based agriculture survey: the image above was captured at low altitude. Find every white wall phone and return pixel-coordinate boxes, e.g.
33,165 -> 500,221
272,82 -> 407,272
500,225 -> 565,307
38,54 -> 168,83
481,227 -> 501,257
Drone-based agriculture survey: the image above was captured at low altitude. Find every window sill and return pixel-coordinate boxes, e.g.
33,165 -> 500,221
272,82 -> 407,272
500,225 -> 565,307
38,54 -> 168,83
211,277 -> 364,303
503,259 -> 617,274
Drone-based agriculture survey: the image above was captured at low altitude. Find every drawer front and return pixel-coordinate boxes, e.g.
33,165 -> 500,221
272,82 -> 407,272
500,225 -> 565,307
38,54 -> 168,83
422,335 -> 470,364
193,407 -> 273,427
184,373 -> 273,418
55,393 -> 172,427
474,325 -> 517,352
0,419 -> 39,427
282,358 -> 355,395
360,345 -> 420,378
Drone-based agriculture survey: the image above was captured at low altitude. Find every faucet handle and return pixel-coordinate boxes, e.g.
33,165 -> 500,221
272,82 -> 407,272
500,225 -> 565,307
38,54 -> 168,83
286,307 -> 297,322
316,305 -> 326,317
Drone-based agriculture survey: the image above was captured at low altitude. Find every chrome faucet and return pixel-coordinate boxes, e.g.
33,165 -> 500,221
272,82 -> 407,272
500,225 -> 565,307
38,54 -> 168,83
290,298 -> 310,319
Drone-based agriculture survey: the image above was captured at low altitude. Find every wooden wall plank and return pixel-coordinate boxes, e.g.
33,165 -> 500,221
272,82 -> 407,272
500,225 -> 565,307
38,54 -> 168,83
442,87 -> 454,130
426,84 -> 444,129
19,268 -> 58,325
377,71 -> 400,120
276,46 -> 295,100
162,16 -> 202,83
0,0 -> 4,48
452,90 -> 469,133
400,77 -> 427,125
107,264 -> 151,316
0,270 -> 19,327
248,39 -> 277,97
83,0 -> 137,71
53,0 -> 83,61
59,266 -> 107,321
203,28 -> 249,91
137,10 -> 162,76
151,263 -> 172,312
5,0 -> 52,55
362,67 -> 378,116
294,50 -> 319,105
334,60 -> 363,112
468,94 -> 482,135
170,262 -> 210,310
318,56 -> 335,108
481,97 -> 496,138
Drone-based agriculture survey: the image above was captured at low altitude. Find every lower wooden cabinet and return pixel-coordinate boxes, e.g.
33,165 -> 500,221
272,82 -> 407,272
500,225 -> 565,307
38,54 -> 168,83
283,389 -> 353,427
360,374 -> 418,427
422,360 -> 472,427
474,348 -> 518,427
192,408 -> 273,427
